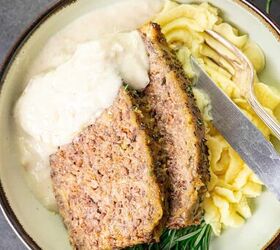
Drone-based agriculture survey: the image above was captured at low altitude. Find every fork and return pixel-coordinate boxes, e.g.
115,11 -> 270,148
204,29 -> 280,141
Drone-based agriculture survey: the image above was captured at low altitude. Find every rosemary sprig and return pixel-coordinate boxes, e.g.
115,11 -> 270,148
127,222 -> 212,250
266,0 -> 272,14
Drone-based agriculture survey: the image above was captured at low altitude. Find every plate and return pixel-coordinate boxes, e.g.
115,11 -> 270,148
0,0 -> 279,249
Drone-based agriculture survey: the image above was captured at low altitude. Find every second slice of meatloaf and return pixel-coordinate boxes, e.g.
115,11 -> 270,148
50,88 -> 164,250
138,23 -> 210,229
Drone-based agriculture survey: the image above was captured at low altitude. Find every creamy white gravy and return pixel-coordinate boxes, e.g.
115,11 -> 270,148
14,0 -> 164,211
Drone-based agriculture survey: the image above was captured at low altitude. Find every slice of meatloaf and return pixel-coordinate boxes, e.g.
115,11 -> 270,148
138,23 -> 210,229
50,88 -> 164,250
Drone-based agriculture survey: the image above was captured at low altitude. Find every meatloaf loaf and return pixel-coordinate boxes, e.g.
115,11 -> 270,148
50,88 -> 164,250
138,23 -> 210,229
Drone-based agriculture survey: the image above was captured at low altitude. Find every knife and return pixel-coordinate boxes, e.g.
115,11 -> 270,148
191,57 -> 280,201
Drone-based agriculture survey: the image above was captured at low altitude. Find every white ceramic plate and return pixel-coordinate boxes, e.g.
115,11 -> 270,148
0,0 -> 279,249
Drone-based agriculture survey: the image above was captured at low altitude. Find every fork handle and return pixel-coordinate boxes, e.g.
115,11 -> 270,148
248,91 -> 280,141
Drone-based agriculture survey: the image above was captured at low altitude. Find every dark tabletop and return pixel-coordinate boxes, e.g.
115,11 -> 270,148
0,0 -> 279,249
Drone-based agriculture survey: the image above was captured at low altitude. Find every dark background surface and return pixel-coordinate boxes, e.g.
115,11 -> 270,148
0,0 -> 279,249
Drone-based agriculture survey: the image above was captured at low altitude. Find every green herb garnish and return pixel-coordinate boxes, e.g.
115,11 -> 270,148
124,83 -> 129,91
127,222 -> 212,250
266,0 -> 272,14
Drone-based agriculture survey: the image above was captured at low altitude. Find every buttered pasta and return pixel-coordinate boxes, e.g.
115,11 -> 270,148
154,1 -> 280,235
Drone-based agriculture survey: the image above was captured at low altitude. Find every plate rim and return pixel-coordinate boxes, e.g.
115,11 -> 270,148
0,0 -> 279,249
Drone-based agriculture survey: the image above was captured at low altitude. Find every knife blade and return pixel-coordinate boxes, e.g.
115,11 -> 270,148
191,57 -> 280,201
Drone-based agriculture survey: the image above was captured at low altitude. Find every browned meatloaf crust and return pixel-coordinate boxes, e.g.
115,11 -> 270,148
138,23 -> 210,229
50,88 -> 164,250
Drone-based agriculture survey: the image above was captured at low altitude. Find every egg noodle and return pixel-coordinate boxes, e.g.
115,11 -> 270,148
154,1 -> 280,235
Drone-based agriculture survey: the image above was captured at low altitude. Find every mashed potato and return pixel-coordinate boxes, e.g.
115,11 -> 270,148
154,1 -> 280,235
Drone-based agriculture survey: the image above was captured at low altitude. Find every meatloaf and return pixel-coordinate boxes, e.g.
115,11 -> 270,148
138,23 -> 210,229
50,88 -> 164,250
